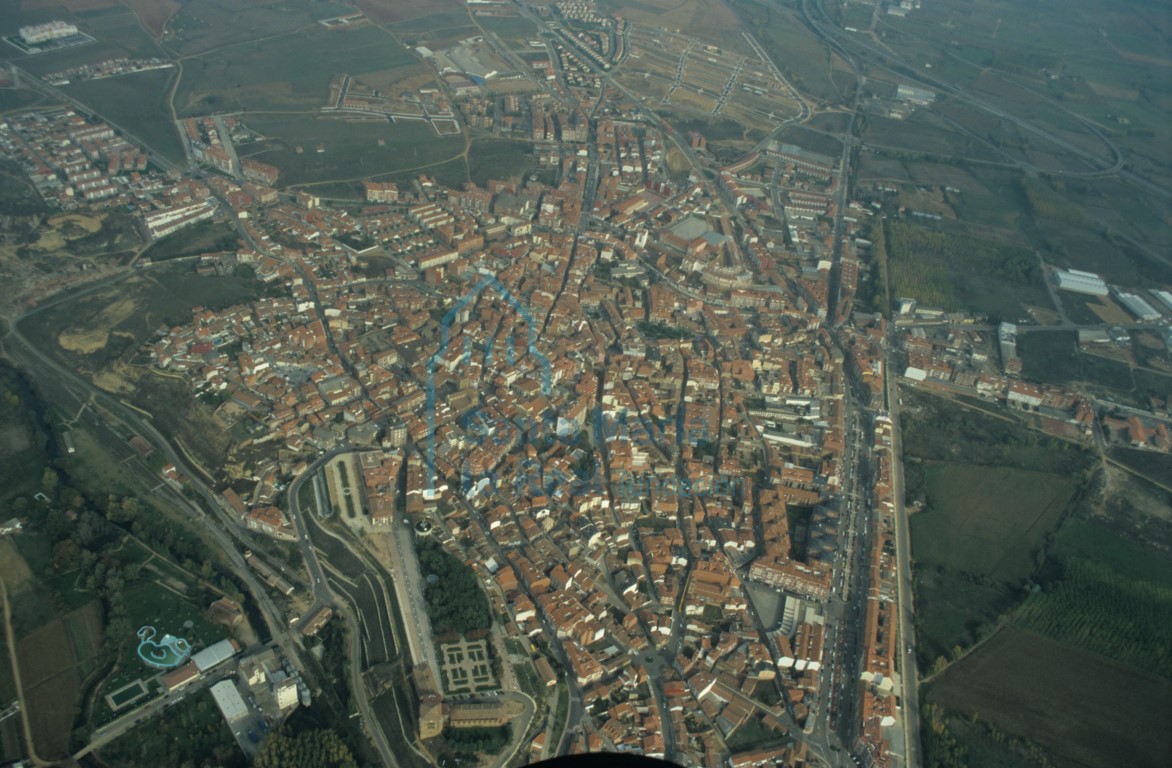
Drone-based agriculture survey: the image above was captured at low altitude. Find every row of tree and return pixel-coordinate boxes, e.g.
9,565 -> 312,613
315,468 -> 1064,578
1017,556 -> 1172,678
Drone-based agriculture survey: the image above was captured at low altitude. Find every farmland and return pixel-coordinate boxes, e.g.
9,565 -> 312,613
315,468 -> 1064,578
910,463 -> 1077,583
925,626 -> 1172,768
16,601 -> 103,759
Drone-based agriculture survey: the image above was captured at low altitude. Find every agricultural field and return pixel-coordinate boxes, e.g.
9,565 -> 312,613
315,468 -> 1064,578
910,463 -> 1077,583
885,219 -> 1052,320
726,0 -> 842,103
16,601 -> 103,759
925,626 -> 1172,768
238,114 -> 465,187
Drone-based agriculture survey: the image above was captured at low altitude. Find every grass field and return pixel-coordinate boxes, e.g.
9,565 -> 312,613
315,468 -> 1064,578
0,87 -> 47,114
174,24 -> 412,114
911,462 -> 1077,583
926,626 -> 1172,768
60,68 -> 185,165
238,115 -> 465,187
468,139 -> 534,186
475,15 -> 537,44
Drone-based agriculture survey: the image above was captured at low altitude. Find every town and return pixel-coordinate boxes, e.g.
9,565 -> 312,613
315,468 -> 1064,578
1,1 -> 1170,768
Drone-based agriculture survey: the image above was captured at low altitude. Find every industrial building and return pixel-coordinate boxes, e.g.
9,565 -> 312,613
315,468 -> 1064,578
896,83 -> 935,106
209,680 -> 249,725
192,638 -> 240,673
1054,268 -> 1108,296
1115,291 -> 1162,321
1152,289 -> 1172,314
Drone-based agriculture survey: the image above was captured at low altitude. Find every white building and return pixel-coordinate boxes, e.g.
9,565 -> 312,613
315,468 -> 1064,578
192,638 -> 240,673
1054,269 -> 1108,296
209,680 -> 249,724
20,21 -> 79,45
1116,291 -> 1161,321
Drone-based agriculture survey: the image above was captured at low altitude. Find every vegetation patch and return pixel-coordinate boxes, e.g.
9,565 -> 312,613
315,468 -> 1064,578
886,220 -> 1049,320
910,462 -> 1076,583
416,539 -> 490,636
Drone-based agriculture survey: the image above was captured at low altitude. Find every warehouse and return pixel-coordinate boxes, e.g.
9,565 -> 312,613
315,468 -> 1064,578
210,680 -> 249,725
1054,268 -> 1108,296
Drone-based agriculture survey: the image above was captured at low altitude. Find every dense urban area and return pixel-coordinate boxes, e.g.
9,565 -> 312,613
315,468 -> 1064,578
0,2 -> 1169,768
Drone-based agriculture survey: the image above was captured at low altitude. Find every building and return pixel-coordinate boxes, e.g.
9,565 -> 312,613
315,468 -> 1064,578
447,701 -> 510,728
161,662 -> 200,693
209,680 -> 249,725
19,21 -> 79,45
365,181 -> 399,203
1054,269 -> 1108,297
896,83 -> 935,106
1116,291 -> 1161,321
192,638 -> 240,673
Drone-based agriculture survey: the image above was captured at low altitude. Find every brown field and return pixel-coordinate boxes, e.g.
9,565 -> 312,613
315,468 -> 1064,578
1088,297 -> 1134,325
120,0 -> 181,37
668,87 -> 717,114
57,297 -> 139,354
0,540 -> 32,591
16,602 -> 102,759
927,626 -> 1172,768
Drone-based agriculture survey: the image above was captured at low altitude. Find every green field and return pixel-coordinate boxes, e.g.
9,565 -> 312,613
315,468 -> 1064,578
240,115 -> 465,187
886,220 -> 1050,320
60,68 -> 185,164
925,626 -> 1172,768
468,139 -> 535,185
911,463 -> 1077,583
0,87 -> 46,113
174,24 -> 413,114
